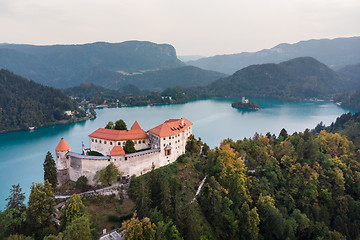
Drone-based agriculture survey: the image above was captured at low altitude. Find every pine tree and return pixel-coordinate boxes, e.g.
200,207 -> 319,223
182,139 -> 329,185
43,151 -> 57,188
6,184 -> 26,212
26,180 -> 55,235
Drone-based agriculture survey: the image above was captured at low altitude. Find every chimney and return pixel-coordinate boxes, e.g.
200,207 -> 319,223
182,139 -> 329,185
181,118 -> 184,126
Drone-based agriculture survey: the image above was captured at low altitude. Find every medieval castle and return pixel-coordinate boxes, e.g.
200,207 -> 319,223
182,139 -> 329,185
55,118 -> 193,185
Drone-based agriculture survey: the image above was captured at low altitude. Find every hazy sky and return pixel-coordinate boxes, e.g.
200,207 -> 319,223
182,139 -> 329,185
0,0 -> 359,56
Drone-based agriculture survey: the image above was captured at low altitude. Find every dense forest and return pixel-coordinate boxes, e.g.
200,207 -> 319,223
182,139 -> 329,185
125,121 -> 360,239
0,69 -> 86,132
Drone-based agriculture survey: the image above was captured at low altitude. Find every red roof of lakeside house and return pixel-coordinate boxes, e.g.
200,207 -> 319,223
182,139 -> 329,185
110,146 -> 125,156
148,118 -> 193,137
55,138 -> 71,151
89,121 -> 148,141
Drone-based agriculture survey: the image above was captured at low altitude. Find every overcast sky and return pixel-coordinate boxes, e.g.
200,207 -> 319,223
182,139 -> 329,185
0,0 -> 359,56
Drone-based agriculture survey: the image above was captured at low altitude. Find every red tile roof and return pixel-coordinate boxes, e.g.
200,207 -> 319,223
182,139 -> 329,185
148,118 -> 193,137
131,121 -> 142,130
89,121 -> 148,141
110,146 -> 125,156
55,138 -> 71,151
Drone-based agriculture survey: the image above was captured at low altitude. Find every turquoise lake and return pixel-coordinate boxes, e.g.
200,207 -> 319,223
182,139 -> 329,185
0,98 -> 355,209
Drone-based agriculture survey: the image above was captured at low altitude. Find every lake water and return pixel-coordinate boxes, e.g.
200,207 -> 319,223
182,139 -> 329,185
0,98 -> 355,209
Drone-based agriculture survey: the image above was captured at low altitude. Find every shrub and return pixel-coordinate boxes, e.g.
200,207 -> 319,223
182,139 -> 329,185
76,176 -> 89,191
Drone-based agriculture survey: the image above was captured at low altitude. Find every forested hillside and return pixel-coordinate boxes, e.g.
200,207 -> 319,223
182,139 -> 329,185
127,125 -> 360,239
122,66 -> 227,91
0,69 -> 85,132
337,63 -> 360,84
0,41 -> 184,88
187,36 -> 360,74
207,57 -> 355,101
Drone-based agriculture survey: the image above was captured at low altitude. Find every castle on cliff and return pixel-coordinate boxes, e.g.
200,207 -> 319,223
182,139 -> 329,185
55,118 -> 193,185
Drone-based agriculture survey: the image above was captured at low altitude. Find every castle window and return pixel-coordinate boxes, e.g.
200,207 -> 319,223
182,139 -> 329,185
99,140 -> 102,143
138,141 -> 141,144
169,137 -> 171,140
125,157 -> 128,161
108,159 -> 110,162
92,139 -> 94,142
163,138 -> 165,140
143,140 -> 145,143
165,149 -> 171,156
66,156 -> 69,159
110,142 -> 112,145
95,139 -> 97,143
164,144 -> 165,146
104,141 -> 107,144
118,142 -> 120,145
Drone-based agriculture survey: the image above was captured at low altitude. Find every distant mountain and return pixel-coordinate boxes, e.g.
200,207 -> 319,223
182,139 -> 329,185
0,69 -> 85,132
206,57 -> 356,101
0,41 -> 184,88
187,37 -> 360,74
337,63 -> 360,84
178,55 -> 205,62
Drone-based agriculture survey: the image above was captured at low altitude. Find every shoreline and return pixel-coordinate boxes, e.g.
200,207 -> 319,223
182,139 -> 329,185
0,115 -> 95,135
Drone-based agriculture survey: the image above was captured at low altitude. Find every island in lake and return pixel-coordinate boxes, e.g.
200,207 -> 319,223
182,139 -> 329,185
232,97 -> 260,110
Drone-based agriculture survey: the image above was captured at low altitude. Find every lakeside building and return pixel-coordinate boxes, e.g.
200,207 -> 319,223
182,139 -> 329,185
55,118 -> 193,185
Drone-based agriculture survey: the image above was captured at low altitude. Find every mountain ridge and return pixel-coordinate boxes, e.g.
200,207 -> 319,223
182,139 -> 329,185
187,36 -> 360,74
0,41 -> 184,88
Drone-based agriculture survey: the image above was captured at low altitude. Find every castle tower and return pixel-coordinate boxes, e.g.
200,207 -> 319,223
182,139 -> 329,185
55,138 -> 71,185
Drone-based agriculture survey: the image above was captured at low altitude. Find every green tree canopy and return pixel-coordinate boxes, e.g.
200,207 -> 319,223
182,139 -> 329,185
26,180 -> 55,232
75,176 -> 88,192
105,121 -> 114,129
6,234 -> 35,240
61,194 -> 87,229
114,119 -> 127,130
124,140 -> 136,154
63,215 -> 92,240
121,212 -> 156,240
93,162 -> 121,186
6,184 -> 26,212
43,151 -> 57,189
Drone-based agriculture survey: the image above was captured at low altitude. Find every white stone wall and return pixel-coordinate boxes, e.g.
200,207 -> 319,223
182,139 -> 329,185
56,150 -> 70,170
119,151 -> 161,177
81,158 -> 111,185
158,126 -> 192,166
89,137 -> 150,156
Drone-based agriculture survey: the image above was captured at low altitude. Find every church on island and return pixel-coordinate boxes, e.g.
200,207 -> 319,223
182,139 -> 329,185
55,118 -> 193,185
